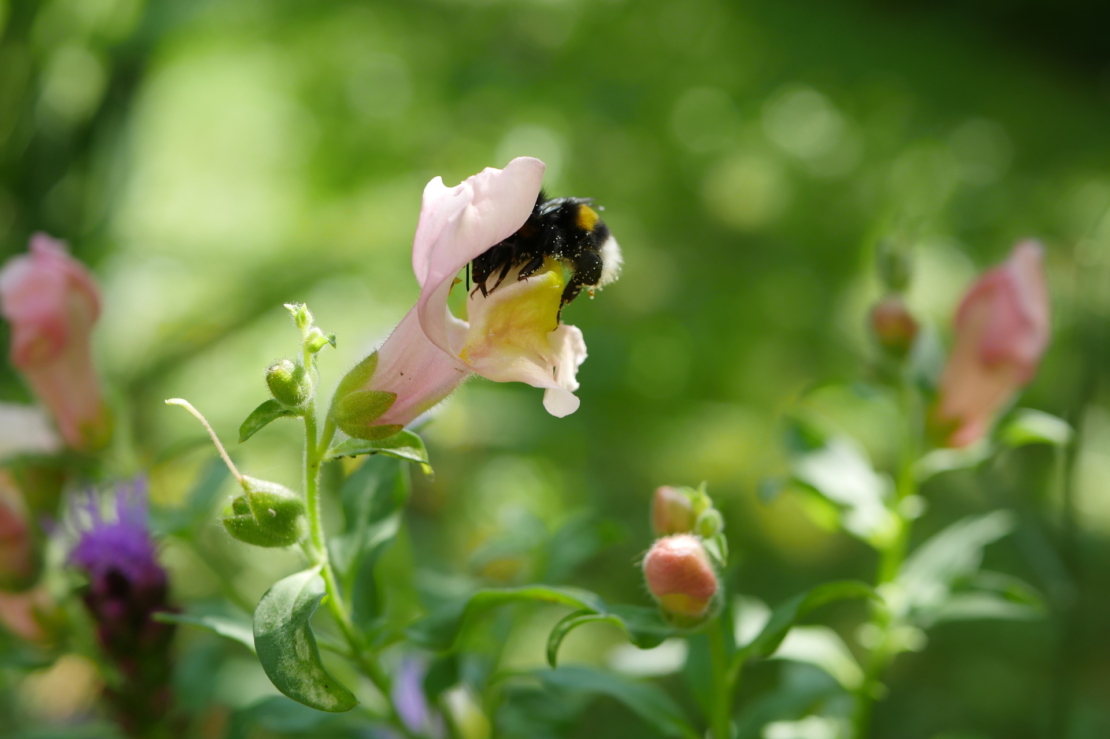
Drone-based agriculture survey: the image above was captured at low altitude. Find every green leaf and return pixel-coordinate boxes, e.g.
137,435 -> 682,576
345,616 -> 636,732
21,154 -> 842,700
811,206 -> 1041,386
329,456 -> 410,631
253,569 -> 358,712
546,605 -> 674,667
738,580 -> 877,660
1000,408 -> 1073,448
913,442 -> 993,483
154,610 -> 255,653
930,592 -> 1044,624
897,511 -> 1015,622
529,666 -> 699,739
770,625 -> 864,690
239,399 -> 298,443
784,419 -> 898,548
325,429 -> 430,472
406,585 -> 608,653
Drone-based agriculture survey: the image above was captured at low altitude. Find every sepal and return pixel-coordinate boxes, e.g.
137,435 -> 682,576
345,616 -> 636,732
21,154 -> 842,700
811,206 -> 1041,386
222,476 -> 306,548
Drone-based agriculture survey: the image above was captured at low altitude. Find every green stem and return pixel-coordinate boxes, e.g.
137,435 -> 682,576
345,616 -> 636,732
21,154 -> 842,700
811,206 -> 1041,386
851,381 -> 919,739
302,402 -> 418,739
707,616 -> 733,739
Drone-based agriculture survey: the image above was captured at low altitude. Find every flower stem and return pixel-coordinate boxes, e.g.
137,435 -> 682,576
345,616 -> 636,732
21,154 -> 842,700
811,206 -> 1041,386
851,382 -> 919,739
302,400 -> 417,739
707,615 -> 734,739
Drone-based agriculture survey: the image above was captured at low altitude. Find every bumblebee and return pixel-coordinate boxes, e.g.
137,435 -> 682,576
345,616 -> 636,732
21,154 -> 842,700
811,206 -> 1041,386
470,191 -> 622,309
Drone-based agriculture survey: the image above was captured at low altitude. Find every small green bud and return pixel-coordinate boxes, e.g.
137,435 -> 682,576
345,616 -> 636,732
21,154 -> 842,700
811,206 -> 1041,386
285,302 -> 313,333
695,508 -> 724,539
652,486 -> 695,536
876,239 -> 913,293
266,360 -> 311,408
304,328 -> 334,354
222,476 -> 306,548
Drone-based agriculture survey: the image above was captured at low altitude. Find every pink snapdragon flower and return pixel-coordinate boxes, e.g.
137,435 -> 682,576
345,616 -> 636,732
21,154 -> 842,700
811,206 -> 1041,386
932,241 -> 1050,447
335,158 -> 600,438
0,234 -> 109,451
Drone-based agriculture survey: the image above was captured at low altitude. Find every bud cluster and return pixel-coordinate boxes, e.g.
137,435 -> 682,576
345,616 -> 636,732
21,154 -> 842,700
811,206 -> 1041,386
642,484 -> 725,629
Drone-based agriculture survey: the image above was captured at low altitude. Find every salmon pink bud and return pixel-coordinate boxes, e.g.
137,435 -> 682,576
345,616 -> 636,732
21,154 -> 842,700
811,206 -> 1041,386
869,295 -> 919,358
932,241 -> 1050,447
643,534 -> 720,628
652,486 -> 695,536
0,586 -> 57,643
0,233 -> 110,452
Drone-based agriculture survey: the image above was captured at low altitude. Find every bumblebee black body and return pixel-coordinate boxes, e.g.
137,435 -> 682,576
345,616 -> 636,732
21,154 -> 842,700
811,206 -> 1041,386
471,191 -> 620,309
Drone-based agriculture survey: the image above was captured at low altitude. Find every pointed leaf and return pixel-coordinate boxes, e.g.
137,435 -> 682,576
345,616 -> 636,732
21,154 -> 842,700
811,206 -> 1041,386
406,586 -> 607,653
253,569 -> 358,712
547,605 -> 674,667
239,400 -> 298,443
1000,408 -> 1073,448
155,610 -> 255,653
738,580 -> 877,660
530,667 -> 699,739
325,430 -> 430,472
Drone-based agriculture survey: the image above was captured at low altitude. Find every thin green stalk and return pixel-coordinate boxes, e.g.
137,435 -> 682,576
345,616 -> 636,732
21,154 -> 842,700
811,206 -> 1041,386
851,381 -> 919,739
707,616 -> 733,739
302,402 -> 418,739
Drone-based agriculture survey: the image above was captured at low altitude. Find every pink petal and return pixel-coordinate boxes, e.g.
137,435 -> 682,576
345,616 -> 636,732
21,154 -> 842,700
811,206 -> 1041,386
415,157 -> 545,355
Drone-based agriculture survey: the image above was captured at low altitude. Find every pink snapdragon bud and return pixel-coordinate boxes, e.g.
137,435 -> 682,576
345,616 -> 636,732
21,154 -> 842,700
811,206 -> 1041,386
0,587 -> 55,643
932,241 -> 1050,447
869,295 -> 919,358
0,234 -> 110,452
0,478 -> 37,591
333,158 -> 604,439
652,486 -> 696,536
643,534 -> 719,627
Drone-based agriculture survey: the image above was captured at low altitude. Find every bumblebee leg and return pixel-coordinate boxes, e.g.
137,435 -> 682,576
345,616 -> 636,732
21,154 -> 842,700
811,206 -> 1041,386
490,259 -> 514,292
560,278 -> 584,306
574,249 -> 604,288
516,254 -> 546,280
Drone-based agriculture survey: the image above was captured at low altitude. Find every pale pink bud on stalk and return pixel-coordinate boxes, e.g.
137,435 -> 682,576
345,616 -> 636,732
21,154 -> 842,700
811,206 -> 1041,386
932,241 -> 1050,447
0,234 -> 110,452
333,157 -> 614,439
652,485 -> 696,536
643,534 -> 720,628
869,294 -> 919,358
0,479 -> 37,590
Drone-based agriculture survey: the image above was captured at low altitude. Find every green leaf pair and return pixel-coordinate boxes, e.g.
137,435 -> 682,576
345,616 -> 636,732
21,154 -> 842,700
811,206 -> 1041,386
405,585 -> 678,667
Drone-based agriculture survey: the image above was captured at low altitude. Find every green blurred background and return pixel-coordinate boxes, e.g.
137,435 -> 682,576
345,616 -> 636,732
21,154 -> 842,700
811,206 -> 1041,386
2,0 -> 1110,737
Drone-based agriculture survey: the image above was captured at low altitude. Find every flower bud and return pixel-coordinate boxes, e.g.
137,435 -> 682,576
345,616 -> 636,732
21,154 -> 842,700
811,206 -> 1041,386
0,485 -> 38,591
0,234 -> 110,452
222,476 -> 307,548
651,486 -> 695,536
932,241 -> 1050,447
876,239 -> 913,293
643,534 -> 720,628
304,327 -> 334,354
286,302 -> 314,333
0,587 -> 56,644
695,508 -> 724,539
869,295 -> 919,358
266,360 -> 311,408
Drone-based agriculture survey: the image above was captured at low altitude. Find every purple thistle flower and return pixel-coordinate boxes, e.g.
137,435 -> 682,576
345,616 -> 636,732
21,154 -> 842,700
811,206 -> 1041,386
68,480 -> 176,738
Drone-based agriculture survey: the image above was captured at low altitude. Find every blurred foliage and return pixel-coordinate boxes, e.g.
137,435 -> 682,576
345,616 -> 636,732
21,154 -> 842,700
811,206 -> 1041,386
2,0 -> 1110,737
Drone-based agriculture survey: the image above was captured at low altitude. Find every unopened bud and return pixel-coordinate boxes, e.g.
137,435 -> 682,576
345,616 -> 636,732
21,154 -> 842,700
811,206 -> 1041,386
222,476 -> 306,548
870,295 -> 919,358
695,508 -> 724,539
0,492 -> 37,591
266,360 -> 311,408
304,327 -> 335,354
876,239 -> 913,293
643,534 -> 720,628
285,302 -> 313,332
652,486 -> 695,536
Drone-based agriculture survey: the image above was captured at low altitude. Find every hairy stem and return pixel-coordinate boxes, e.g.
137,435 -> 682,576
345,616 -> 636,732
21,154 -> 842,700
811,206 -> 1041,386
707,616 -> 734,739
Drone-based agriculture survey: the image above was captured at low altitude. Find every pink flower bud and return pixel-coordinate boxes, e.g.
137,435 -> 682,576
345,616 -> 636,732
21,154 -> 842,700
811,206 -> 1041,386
0,234 -> 110,451
652,486 -> 695,536
0,479 -> 36,590
643,534 -> 719,624
869,295 -> 919,358
932,241 -> 1050,447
